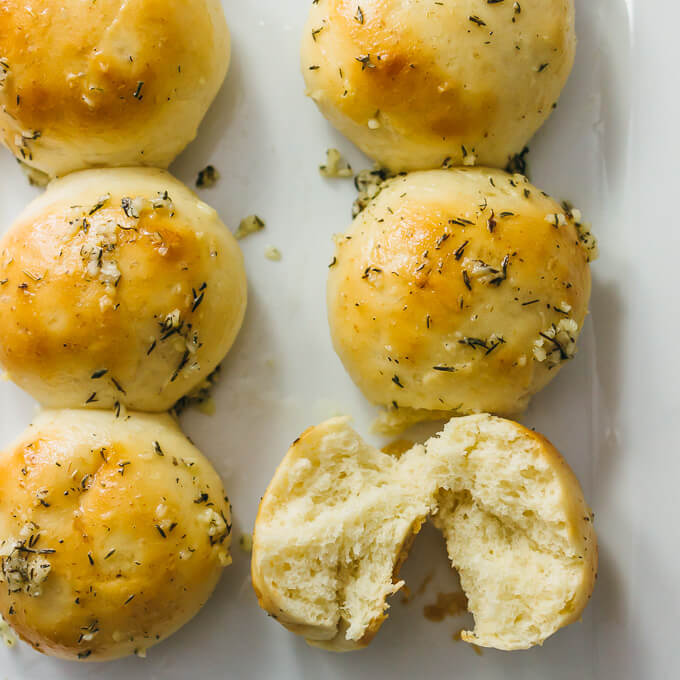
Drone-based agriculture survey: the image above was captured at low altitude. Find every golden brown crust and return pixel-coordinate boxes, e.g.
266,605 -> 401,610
327,168 -> 591,419
0,0 -> 229,176
0,409 -> 232,661
302,0 -> 575,171
0,168 -> 247,412
325,0 -> 497,142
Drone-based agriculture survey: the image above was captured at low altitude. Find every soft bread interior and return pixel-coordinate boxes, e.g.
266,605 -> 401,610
251,418 -> 431,649
425,415 -> 596,649
252,414 -> 596,651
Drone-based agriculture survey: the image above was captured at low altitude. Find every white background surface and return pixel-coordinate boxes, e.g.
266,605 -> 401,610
1,0 -> 678,678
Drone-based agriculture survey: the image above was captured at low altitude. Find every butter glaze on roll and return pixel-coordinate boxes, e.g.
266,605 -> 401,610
0,0 -> 230,178
327,168 -> 594,428
301,0 -> 575,172
0,409 -> 232,662
0,168 -> 247,412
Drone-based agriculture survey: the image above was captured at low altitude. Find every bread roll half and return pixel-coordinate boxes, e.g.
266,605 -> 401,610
251,418 -> 429,651
251,415 -> 596,652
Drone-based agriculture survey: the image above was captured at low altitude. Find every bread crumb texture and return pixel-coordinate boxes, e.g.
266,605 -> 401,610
251,415 -> 597,652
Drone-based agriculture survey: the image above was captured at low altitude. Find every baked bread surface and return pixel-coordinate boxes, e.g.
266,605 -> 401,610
301,0 -> 575,171
0,0 -> 230,177
328,168 -> 592,425
0,167 -> 247,412
0,409 -> 232,661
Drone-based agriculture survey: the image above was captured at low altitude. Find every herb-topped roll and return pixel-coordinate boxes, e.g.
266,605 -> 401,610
0,0 -> 230,179
0,409 -> 232,662
0,167 -> 247,412
301,0 -> 575,172
327,168 -> 597,433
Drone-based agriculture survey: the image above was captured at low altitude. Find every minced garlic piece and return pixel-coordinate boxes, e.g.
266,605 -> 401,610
121,196 -> 145,219
196,165 -> 220,189
319,148 -> 353,178
545,213 -> 567,227
150,191 -> 174,214
560,204 -> 599,262
199,508 -> 227,541
80,214 -> 121,287
533,318 -> 579,367
235,215 -> 265,240
353,166 -> 394,217
0,539 -> 52,597
99,260 -> 121,286
99,294 -> 114,312
573,218 -> 599,262
265,246 -> 282,261
197,508 -> 231,566
0,58 -> 9,88
0,618 -> 16,648
163,309 -> 182,330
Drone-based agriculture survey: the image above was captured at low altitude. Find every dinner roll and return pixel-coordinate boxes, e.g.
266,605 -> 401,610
251,417 -> 429,651
327,168 -> 594,432
0,167 -> 247,412
251,414 -> 597,652
0,409 -> 232,661
425,415 -> 597,650
0,0 -> 229,178
301,0 -> 575,172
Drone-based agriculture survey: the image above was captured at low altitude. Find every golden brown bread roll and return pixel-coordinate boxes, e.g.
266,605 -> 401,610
0,167 -> 247,412
251,417 -> 429,651
327,168 -> 595,430
251,414 -> 597,651
301,0 -> 575,172
0,0 -> 230,178
0,409 -> 232,661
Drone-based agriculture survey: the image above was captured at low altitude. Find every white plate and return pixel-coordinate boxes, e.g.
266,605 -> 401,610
1,1 -> 678,678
